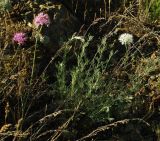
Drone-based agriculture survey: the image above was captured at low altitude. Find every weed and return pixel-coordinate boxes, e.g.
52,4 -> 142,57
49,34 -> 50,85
144,0 -> 160,22
0,0 -> 160,140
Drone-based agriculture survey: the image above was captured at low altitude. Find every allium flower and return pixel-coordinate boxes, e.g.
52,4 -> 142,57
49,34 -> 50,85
33,12 -> 50,28
118,33 -> 133,45
13,32 -> 27,45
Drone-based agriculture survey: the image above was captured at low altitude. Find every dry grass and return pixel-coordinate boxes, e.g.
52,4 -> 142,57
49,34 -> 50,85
0,0 -> 160,140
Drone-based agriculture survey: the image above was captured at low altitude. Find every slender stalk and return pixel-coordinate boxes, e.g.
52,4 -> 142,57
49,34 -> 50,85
104,0 -> 107,19
30,26 -> 42,84
30,38 -> 38,84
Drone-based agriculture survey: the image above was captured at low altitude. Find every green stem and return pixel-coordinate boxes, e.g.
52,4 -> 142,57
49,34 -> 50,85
30,38 -> 38,84
30,26 -> 42,84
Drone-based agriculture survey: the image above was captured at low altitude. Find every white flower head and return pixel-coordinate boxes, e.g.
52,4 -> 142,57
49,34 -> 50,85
118,33 -> 133,45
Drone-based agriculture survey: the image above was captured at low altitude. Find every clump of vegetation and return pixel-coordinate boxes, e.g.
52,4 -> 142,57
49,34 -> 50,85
145,0 -> 160,21
0,0 -> 160,140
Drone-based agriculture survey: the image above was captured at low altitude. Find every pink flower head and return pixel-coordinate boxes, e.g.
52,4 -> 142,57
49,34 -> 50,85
13,32 -> 27,45
33,12 -> 50,28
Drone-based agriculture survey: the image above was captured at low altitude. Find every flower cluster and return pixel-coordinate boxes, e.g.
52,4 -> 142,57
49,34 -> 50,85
13,12 -> 50,46
13,32 -> 27,45
33,12 -> 50,28
118,33 -> 133,46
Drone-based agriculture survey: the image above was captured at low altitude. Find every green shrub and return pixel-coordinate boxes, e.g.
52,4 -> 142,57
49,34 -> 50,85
0,0 -> 12,11
52,36 -> 134,122
145,0 -> 160,21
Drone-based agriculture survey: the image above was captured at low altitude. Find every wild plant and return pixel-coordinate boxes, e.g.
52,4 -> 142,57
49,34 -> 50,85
144,0 -> 160,22
53,35 -> 135,122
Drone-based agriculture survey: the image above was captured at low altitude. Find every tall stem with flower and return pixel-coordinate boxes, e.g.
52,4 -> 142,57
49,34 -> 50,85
12,32 -> 28,129
118,33 -> 134,67
30,12 -> 50,84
